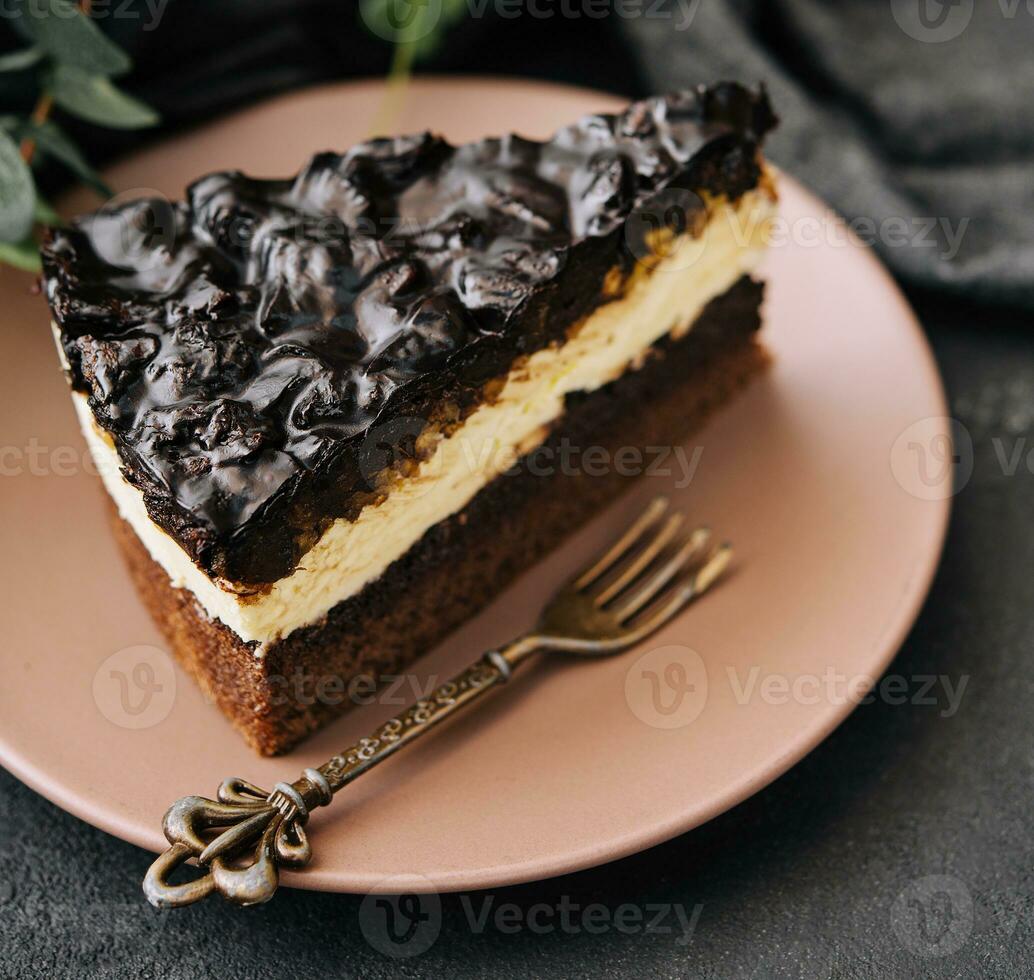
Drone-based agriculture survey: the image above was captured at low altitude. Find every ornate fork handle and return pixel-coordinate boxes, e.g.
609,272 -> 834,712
143,497 -> 731,908
143,639 -> 538,908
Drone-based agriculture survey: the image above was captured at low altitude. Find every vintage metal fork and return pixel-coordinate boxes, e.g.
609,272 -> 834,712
143,496 -> 732,908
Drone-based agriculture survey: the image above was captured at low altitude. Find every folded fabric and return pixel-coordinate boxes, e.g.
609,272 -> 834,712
621,0 -> 1034,310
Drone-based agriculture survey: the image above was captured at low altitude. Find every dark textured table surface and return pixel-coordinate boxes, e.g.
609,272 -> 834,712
2,290 -> 1031,978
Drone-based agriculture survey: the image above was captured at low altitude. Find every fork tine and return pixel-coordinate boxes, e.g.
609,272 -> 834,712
573,496 -> 668,591
613,526 -> 711,620
692,543 -> 734,596
626,542 -> 734,632
626,585 -> 695,638
593,512 -> 686,606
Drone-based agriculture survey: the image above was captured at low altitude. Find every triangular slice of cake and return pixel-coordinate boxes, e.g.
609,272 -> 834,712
42,83 -> 778,754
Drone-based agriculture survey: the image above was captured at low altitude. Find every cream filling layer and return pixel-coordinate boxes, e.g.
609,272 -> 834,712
75,187 -> 776,647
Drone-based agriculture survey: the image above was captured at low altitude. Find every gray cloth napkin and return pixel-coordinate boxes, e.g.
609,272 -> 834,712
620,0 -> 1034,309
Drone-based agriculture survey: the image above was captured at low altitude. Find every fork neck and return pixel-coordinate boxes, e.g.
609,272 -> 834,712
493,633 -> 545,676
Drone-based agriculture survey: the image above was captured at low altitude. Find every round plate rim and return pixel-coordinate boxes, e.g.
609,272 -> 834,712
0,76 -> 951,895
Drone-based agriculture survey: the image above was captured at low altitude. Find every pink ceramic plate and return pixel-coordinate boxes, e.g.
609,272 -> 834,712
0,78 -> 950,894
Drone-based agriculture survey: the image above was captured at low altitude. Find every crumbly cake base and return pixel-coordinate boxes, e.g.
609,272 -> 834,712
111,276 -> 769,755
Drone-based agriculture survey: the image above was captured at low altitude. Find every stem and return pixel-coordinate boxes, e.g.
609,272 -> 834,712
370,40 -> 416,138
19,0 -> 94,163
19,92 -> 52,164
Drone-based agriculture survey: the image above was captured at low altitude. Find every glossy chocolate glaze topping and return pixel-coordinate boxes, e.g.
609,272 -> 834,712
42,83 -> 776,586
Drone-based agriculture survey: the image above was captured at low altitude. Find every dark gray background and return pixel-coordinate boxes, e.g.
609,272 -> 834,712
2,1 -> 1032,976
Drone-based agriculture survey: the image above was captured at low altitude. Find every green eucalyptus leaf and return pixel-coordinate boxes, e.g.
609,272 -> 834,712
48,66 -> 159,129
0,130 -> 36,243
33,194 -> 60,226
19,120 -> 111,196
19,0 -> 132,77
8,2 -> 35,42
0,237 -> 41,272
0,45 -> 44,72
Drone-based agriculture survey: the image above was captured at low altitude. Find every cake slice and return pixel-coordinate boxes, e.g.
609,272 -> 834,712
42,83 -> 778,754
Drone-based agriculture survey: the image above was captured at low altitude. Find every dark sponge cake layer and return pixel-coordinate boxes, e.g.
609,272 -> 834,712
46,84 -> 775,587
113,276 -> 767,755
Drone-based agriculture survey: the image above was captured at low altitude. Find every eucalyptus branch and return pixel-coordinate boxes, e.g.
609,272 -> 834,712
20,0 -> 91,163
0,0 -> 158,272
